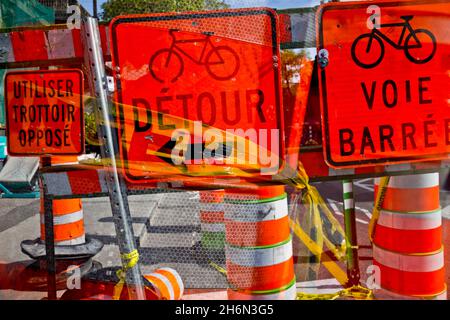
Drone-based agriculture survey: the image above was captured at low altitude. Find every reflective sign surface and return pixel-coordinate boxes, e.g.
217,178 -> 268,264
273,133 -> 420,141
318,0 -> 450,168
4,69 -> 84,156
110,8 -> 284,183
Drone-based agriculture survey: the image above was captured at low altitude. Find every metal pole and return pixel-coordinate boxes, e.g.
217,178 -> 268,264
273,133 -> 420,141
42,156 -> 57,300
83,17 -> 146,300
342,179 -> 360,287
93,0 -> 97,19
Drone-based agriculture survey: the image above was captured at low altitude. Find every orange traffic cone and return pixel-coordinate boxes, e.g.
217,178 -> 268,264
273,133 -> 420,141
39,198 -> 85,245
224,185 -> 296,300
143,267 -> 184,300
21,156 -> 102,263
199,190 -> 225,252
373,173 -> 446,299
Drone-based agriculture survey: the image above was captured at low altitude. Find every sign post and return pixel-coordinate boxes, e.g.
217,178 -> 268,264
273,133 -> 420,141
4,69 -> 84,156
83,17 -> 146,300
318,0 -> 450,168
110,8 -> 285,183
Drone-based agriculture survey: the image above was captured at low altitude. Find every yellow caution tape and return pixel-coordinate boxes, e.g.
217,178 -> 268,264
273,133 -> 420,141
208,160 -> 372,300
209,261 -> 228,278
82,102 -> 369,300
285,162 -> 376,299
210,257 -> 373,300
296,285 -> 373,300
113,249 -> 140,300
288,217 -> 348,286
368,176 -> 390,243
286,162 -> 347,262
82,99 -> 283,178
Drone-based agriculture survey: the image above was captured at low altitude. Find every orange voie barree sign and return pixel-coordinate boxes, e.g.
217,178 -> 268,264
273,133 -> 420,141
318,0 -> 450,168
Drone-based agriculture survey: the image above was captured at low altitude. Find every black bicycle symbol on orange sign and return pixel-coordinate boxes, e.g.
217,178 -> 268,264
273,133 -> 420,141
149,29 -> 240,83
351,15 -> 436,69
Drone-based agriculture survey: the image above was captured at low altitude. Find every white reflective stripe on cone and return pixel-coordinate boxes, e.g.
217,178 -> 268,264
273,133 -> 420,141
377,209 -> 442,230
40,209 -> 83,225
373,244 -> 444,272
374,173 -> 439,189
226,238 -> 292,267
149,272 -> 175,300
201,223 -> 225,233
56,234 -> 85,245
228,281 -> 297,300
199,203 -> 224,212
224,198 -> 288,222
158,267 -> 185,297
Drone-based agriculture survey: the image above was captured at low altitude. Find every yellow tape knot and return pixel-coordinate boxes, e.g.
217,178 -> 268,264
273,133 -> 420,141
113,249 -> 140,300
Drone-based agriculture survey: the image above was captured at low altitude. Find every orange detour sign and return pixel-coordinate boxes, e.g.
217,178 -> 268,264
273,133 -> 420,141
317,0 -> 450,168
4,70 -> 84,156
110,8 -> 284,183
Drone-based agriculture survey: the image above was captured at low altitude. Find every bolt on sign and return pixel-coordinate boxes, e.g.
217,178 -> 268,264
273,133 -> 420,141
4,70 -> 84,156
317,0 -> 450,168
110,8 -> 284,183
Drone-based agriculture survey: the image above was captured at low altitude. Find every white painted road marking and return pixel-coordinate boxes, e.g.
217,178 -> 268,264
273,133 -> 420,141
354,178 -> 374,192
442,204 -> 450,219
327,199 -> 369,225
358,207 -> 372,219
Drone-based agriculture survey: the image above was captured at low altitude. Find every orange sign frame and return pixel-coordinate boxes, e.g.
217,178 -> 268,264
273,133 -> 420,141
110,8 -> 285,183
4,69 -> 84,156
318,0 -> 450,168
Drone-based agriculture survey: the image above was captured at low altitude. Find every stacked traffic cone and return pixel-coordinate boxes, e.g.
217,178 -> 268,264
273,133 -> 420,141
373,173 -> 446,299
224,185 -> 296,300
21,156 -> 102,281
199,190 -> 226,254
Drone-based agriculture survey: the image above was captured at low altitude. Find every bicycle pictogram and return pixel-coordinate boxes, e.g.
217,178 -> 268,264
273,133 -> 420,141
149,29 -> 240,83
351,15 -> 437,69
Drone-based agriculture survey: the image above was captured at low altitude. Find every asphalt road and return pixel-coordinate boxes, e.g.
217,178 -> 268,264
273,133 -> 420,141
0,178 -> 449,299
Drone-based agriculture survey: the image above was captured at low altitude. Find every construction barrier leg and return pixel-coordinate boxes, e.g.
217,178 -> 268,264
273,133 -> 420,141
224,185 -> 296,300
343,180 -> 360,287
373,173 -> 447,299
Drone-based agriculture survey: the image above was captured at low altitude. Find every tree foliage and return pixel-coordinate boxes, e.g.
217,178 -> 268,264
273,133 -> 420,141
281,49 -> 310,94
101,0 -> 229,21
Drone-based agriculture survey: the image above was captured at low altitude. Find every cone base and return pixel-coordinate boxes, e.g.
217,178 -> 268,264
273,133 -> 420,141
21,236 -> 103,260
